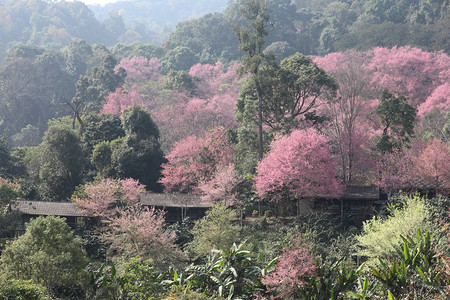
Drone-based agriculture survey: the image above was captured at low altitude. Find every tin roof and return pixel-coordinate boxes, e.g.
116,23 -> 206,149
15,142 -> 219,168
341,185 -> 380,200
140,193 -> 213,208
11,200 -> 90,217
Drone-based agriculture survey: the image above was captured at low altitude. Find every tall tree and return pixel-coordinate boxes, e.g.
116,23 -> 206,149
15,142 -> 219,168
113,106 -> 165,192
233,0 -> 270,160
375,89 -> 416,154
37,126 -> 84,201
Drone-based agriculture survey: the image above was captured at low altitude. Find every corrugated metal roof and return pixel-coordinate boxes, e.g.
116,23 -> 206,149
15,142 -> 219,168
140,193 -> 213,208
341,185 -> 380,200
11,200 -> 90,217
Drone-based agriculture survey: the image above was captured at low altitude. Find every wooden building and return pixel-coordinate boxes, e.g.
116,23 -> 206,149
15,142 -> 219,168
139,193 -> 213,222
314,185 -> 382,225
10,200 -> 91,237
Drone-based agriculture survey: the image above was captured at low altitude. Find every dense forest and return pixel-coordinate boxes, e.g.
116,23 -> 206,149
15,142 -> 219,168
0,0 -> 449,299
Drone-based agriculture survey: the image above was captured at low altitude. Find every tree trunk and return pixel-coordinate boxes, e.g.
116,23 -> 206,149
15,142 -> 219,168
255,79 -> 264,161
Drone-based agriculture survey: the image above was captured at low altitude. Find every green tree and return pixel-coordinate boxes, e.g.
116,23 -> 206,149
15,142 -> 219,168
189,203 -> 241,258
233,0 -> 270,160
112,106 -> 165,191
161,46 -> 199,72
0,216 -> 88,296
0,137 -> 16,179
37,126 -> 84,201
375,89 -> 416,153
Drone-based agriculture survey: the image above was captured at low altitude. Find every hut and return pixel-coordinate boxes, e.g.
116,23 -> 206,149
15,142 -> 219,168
139,193 -> 213,222
10,200 -> 91,236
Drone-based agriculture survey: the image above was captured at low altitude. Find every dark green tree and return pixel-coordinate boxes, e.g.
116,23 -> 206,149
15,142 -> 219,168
161,46 -> 199,72
375,89 -> 416,153
37,126 -> 84,201
0,137 -> 16,179
112,106 -> 165,191
233,0 -> 270,160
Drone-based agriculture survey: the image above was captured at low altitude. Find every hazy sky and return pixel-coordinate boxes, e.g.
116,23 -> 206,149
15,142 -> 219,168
75,0 -> 123,5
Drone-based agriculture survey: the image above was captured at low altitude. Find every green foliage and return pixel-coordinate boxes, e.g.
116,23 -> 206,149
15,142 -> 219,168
116,257 -> 165,300
111,42 -> 164,60
375,89 -> 416,153
161,46 -> 199,72
0,279 -> 51,300
0,216 -> 89,296
0,181 -> 21,239
37,126 -> 84,201
369,229 -> 447,298
355,195 -> 440,266
189,203 -> 241,258
114,106 -> 165,191
184,241 -> 271,299
91,141 -> 113,178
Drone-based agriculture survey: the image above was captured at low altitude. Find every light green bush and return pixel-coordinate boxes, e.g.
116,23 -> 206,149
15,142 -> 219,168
189,203 -> 240,258
0,279 -> 51,300
355,194 -> 440,266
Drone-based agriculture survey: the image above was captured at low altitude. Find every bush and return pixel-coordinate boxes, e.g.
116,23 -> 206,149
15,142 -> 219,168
264,210 -> 273,217
0,216 -> 89,296
0,279 -> 51,300
189,203 -> 240,258
355,195 -> 441,266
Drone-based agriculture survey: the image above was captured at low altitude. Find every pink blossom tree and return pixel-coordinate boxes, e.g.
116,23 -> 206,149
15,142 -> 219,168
255,128 -> 343,205
262,238 -> 317,299
104,204 -> 182,268
314,51 -> 377,184
74,178 -> 145,219
159,127 -> 235,194
101,85 -> 144,115
414,139 -> 450,194
417,83 -> 450,118
198,164 -> 241,206
115,56 -> 162,83
364,46 -> 449,108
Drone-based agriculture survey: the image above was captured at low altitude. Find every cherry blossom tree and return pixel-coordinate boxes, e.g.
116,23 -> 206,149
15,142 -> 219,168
115,56 -> 162,83
365,46 -> 449,108
255,128 -> 343,204
101,85 -> 144,115
262,238 -> 316,298
104,204 -> 181,268
198,164 -> 241,206
159,127 -> 235,194
414,139 -> 450,194
314,50 -> 377,184
74,178 -> 145,219
417,83 -> 450,118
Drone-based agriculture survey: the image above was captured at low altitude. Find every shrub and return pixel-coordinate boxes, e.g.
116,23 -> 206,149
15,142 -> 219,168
0,216 -> 89,296
355,195 -> 441,266
0,280 -> 51,300
189,203 -> 240,258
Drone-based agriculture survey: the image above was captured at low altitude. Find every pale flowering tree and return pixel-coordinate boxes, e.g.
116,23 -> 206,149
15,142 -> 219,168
414,139 -> 450,194
255,128 -> 343,205
262,239 -> 317,299
74,178 -> 181,266
101,85 -> 144,115
198,164 -> 241,206
104,204 -> 182,268
417,83 -> 450,118
159,127 -> 235,194
74,178 -> 145,219
115,56 -> 162,83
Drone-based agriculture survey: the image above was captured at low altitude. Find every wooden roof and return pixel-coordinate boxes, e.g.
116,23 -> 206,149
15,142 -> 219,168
11,200 -> 90,217
140,193 -> 213,208
341,185 -> 380,200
